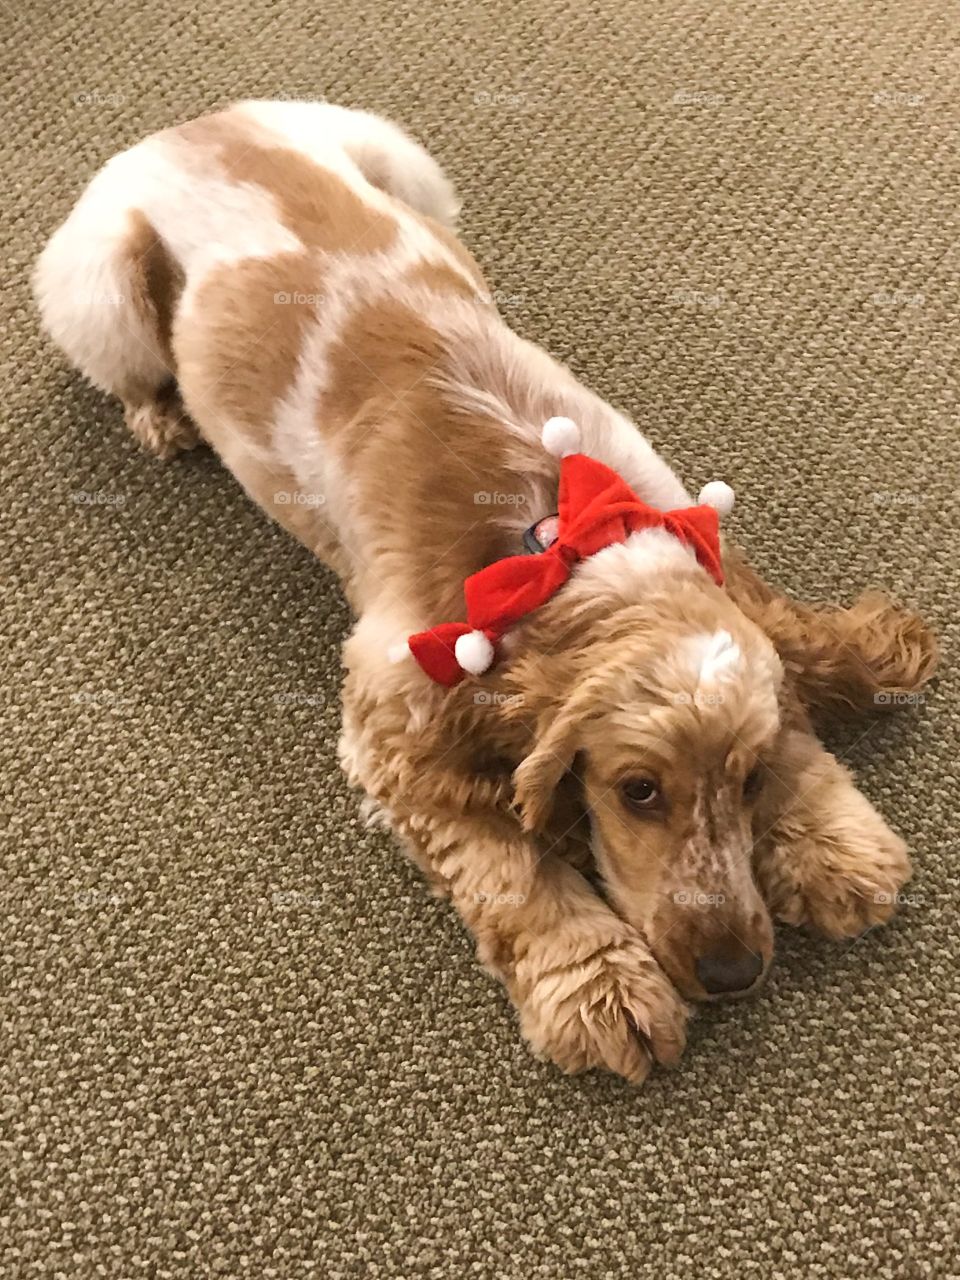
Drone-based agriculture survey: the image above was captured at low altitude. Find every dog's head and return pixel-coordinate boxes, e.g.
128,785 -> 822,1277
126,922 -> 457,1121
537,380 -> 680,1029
509,531 -> 783,1001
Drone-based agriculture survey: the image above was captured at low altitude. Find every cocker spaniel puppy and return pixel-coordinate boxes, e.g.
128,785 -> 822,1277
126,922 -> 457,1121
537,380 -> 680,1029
35,102 -> 937,1084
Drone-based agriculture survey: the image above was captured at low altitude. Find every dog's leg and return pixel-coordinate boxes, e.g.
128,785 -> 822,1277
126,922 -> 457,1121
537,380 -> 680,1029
340,691 -> 688,1084
34,167 -> 200,460
724,547 -> 937,718
422,814 -> 689,1083
754,727 -> 911,939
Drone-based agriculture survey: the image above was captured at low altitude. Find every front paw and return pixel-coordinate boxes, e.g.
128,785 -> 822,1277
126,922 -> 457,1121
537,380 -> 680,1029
758,826 -> 912,940
514,937 -> 689,1084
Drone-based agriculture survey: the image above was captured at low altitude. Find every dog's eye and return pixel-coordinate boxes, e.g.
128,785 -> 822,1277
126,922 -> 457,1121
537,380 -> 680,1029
619,776 -> 662,812
743,766 -> 764,799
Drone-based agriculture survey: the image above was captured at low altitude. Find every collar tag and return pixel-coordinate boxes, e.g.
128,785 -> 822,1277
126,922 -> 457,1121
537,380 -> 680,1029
522,513 -> 560,555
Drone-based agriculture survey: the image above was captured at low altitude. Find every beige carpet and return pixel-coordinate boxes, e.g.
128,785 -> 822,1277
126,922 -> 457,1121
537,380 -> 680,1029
3,1 -> 958,1275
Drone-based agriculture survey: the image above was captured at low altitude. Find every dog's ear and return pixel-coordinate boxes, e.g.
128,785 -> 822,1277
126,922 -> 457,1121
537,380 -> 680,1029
519,701 -> 578,829
512,697 -> 583,833
722,543 -> 938,717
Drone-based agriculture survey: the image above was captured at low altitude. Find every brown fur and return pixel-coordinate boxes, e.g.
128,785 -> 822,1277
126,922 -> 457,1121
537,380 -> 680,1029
319,297 -> 546,612
126,209 -> 186,371
179,249 -> 317,436
171,113 -> 399,252
724,545 -> 938,717
755,727 -> 911,938
117,212 -> 197,458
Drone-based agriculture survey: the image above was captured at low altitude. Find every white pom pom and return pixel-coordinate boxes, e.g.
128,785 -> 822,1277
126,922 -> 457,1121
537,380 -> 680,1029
454,630 -> 495,676
541,416 -> 581,458
387,639 -> 412,664
698,480 -> 735,516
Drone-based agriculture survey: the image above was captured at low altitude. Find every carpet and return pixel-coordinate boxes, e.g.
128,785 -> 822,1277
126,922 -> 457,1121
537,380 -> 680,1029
3,1 -> 958,1275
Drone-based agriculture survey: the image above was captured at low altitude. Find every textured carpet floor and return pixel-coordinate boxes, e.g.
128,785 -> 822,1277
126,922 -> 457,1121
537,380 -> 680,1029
3,1 -> 958,1276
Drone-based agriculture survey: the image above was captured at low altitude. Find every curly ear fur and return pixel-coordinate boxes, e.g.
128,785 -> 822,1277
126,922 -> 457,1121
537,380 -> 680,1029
512,698 -> 582,833
507,639 -> 614,835
723,547 -> 938,717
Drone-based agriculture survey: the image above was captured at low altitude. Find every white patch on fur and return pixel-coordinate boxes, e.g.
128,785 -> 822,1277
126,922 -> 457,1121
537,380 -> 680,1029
348,609 -> 423,668
685,630 -> 742,685
269,289 -> 351,536
242,106 -> 482,548
34,133 -> 303,396
149,149 -> 303,280
268,260 -> 451,556
566,527 -> 702,602
674,782 -> 761,897
344,611 -> 438,732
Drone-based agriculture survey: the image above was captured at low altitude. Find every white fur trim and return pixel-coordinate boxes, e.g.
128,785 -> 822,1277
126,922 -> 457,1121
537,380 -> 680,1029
698,480 -> 735,516
454,630 -> 495,675
541,416 -> 581,458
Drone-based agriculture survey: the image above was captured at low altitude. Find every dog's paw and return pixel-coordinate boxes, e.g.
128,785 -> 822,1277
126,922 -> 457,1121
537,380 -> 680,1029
759,826 -> 912,940
515,937 -> 689,1084
124,389 -> 200,460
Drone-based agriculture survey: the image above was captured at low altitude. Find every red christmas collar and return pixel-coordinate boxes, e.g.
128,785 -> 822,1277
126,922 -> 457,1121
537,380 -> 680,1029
401,419 -> 732,687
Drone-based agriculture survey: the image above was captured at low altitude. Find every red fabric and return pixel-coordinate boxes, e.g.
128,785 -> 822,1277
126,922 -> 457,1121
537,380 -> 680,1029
407,453 -> 724,685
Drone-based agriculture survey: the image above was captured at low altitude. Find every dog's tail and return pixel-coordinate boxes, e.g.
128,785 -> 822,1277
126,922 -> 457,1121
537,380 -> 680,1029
724,548 -> 938,717
325,104 -> 461,227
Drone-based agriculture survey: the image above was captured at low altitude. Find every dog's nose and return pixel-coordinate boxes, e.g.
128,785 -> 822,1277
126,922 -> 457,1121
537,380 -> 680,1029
695,947 -> 763,995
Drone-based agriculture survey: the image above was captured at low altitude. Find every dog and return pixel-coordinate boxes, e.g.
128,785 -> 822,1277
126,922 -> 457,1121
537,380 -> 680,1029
34,101 -> 937,1083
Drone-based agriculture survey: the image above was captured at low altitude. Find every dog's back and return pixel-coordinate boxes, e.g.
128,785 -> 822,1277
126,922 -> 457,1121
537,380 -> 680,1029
33,100 -> 463,450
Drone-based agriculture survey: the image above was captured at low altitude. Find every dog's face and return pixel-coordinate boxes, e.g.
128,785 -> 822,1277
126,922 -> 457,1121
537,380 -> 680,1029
513,581 -> 783,1001
576,628 -> 780,1001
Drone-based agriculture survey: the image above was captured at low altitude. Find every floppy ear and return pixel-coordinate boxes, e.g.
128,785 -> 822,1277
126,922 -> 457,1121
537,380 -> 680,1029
723,544 -> 938,716
507,647 -> 591,833
512,701 -> 582,833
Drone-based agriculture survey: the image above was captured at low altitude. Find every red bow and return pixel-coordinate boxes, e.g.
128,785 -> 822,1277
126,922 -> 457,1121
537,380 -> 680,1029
407,453 -> 724,686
